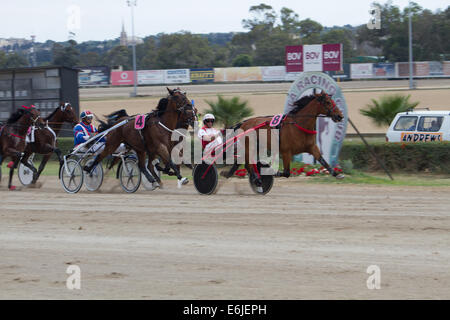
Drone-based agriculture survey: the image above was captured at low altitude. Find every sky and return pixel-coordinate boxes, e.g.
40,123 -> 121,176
0,0 -> 448,42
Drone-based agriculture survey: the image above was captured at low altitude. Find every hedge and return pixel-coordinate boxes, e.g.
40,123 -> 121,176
339,142 -> 450,173
36,138 -> 450,174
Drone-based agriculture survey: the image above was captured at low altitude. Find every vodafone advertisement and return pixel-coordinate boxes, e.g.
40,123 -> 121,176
286,44 -> 343,72
111,71 -> 135,86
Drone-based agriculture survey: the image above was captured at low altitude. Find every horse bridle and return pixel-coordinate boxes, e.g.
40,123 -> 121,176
171,92 -> 197,126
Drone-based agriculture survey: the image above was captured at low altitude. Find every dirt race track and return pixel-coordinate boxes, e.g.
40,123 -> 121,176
1,176 -> 449,299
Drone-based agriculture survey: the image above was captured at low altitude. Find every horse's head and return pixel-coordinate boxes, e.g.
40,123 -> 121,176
59,102 -> 78,127
315,92 -> 343,122
26,105 -> 43,126
167,87 -> 196,128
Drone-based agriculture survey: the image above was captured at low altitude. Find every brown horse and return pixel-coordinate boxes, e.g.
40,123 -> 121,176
0,106 -> 42,190
85,88 -> 194,188
21,102 -> 78,184
223,92 -> 344,186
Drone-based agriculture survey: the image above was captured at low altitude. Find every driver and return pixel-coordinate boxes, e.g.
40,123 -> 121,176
73,110 -> 105,154
197,113 -> 223,156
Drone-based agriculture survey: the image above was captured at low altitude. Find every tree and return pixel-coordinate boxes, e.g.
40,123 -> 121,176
280,7 -> 301,34
298,18 -> 323,43
52,40 -> 80,67
360,94 -> 419,127
1,52 -> 29,68
155,32 -> 214,69
204,95 -> 254,128
242,3 -> 277,32
232,54 -> 253,67
101,45 -> 131,69
79,52 -> 101,66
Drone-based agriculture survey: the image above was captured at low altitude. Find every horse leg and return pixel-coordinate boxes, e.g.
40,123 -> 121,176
309,145 -> 344,179
8,153 -> 21,190
157,144 -> 188,188
281,151 -> 291,178
32,153 -> 52,184
136,150 -> 158,186
83,140 -> 120,173
0,153 -> 3,182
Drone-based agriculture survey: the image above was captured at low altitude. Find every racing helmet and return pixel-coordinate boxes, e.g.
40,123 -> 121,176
80,110 -> 94,120
203,113 -> 215,124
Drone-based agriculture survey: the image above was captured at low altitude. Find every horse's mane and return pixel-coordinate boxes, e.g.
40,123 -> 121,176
45,107 -> 59,121
106,109 -> 129,122
7,109 -> 27,124
288,95 -> 316,115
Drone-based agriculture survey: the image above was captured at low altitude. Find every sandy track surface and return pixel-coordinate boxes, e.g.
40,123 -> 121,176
1,176 -> 449,299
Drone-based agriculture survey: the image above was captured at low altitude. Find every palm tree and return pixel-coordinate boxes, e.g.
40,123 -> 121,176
360,94 -> 419,127
204,95 -> 254,128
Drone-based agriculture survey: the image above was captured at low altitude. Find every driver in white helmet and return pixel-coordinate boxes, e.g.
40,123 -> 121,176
198,113 -> 223,156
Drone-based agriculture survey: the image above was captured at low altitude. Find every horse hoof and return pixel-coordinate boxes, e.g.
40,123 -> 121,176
9,185 -> 18,191
336,173 -> 345,179
220,171 -> 231,179
256,186 -> 263,193
177,178 -> 188,188
152,182 -> 160,190
7,161 -> 15,169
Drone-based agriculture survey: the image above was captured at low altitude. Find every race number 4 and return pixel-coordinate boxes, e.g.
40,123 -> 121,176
269,114 -> 284,127
135,115 -> 145,130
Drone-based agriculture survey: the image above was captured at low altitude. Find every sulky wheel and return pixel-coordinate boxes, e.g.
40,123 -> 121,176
193,162 -> 218,195
60,158 -> 84,194
119,158 -> 141,193
84,158 -> 104,192
18,155 -> 35,186
248,162 -> 274,195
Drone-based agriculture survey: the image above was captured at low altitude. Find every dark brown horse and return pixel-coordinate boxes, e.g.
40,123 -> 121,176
223,92 -> 344,186
21,102 -> 78,184
0,106 -> 42,190
85,88 -> 194,188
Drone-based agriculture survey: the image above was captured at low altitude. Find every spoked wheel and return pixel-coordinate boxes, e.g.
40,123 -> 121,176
60,159 -> 84,194
18,155 -> 35,186
119,158 -> 141,193
141,159 -> 161,191
248,162 -> 274,195
84,158 -> 104,192
193,162 -> 218,195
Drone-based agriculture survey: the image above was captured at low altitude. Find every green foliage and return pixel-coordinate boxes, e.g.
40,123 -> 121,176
232,54 -> 253,67
360,94 -> 419,127
0,51 -> 28,68
52,40 -> 80,67
204,95 -> 254,128
340,142 -> 450,173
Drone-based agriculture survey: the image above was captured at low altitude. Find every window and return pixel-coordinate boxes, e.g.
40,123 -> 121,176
417,116 -> 443,132
394,116 -> 418,131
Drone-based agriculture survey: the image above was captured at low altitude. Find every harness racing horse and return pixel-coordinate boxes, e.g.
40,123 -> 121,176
20,102 -> 78,185
223,92 -> 344,187
0,106 -> 42,190
153,103 -> 198,176
85,88 -> 194,188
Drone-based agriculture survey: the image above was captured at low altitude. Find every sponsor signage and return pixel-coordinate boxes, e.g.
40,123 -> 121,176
350,63 -> 373,79
190,68 -> 214,83
214,67 -> 263,82
401,132 -> 443,142
284,72 -> 348,167
164,69 -> 190,84
111,71 -> 135,86
137,70 -> 164,85
286,44 -> 343,73
78,67 -> 110,86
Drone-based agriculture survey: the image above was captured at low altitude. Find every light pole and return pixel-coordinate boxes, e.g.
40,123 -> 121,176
127,0 -> 138,97
408,1 -> 415,89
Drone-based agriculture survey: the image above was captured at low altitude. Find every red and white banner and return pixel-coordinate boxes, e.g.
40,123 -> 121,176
111,71 -> 135,86
285,44 -> 343,72
285,45 -> 303,73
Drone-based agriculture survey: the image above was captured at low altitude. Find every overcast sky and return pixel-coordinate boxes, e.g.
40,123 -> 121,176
1,0 -> 448,42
